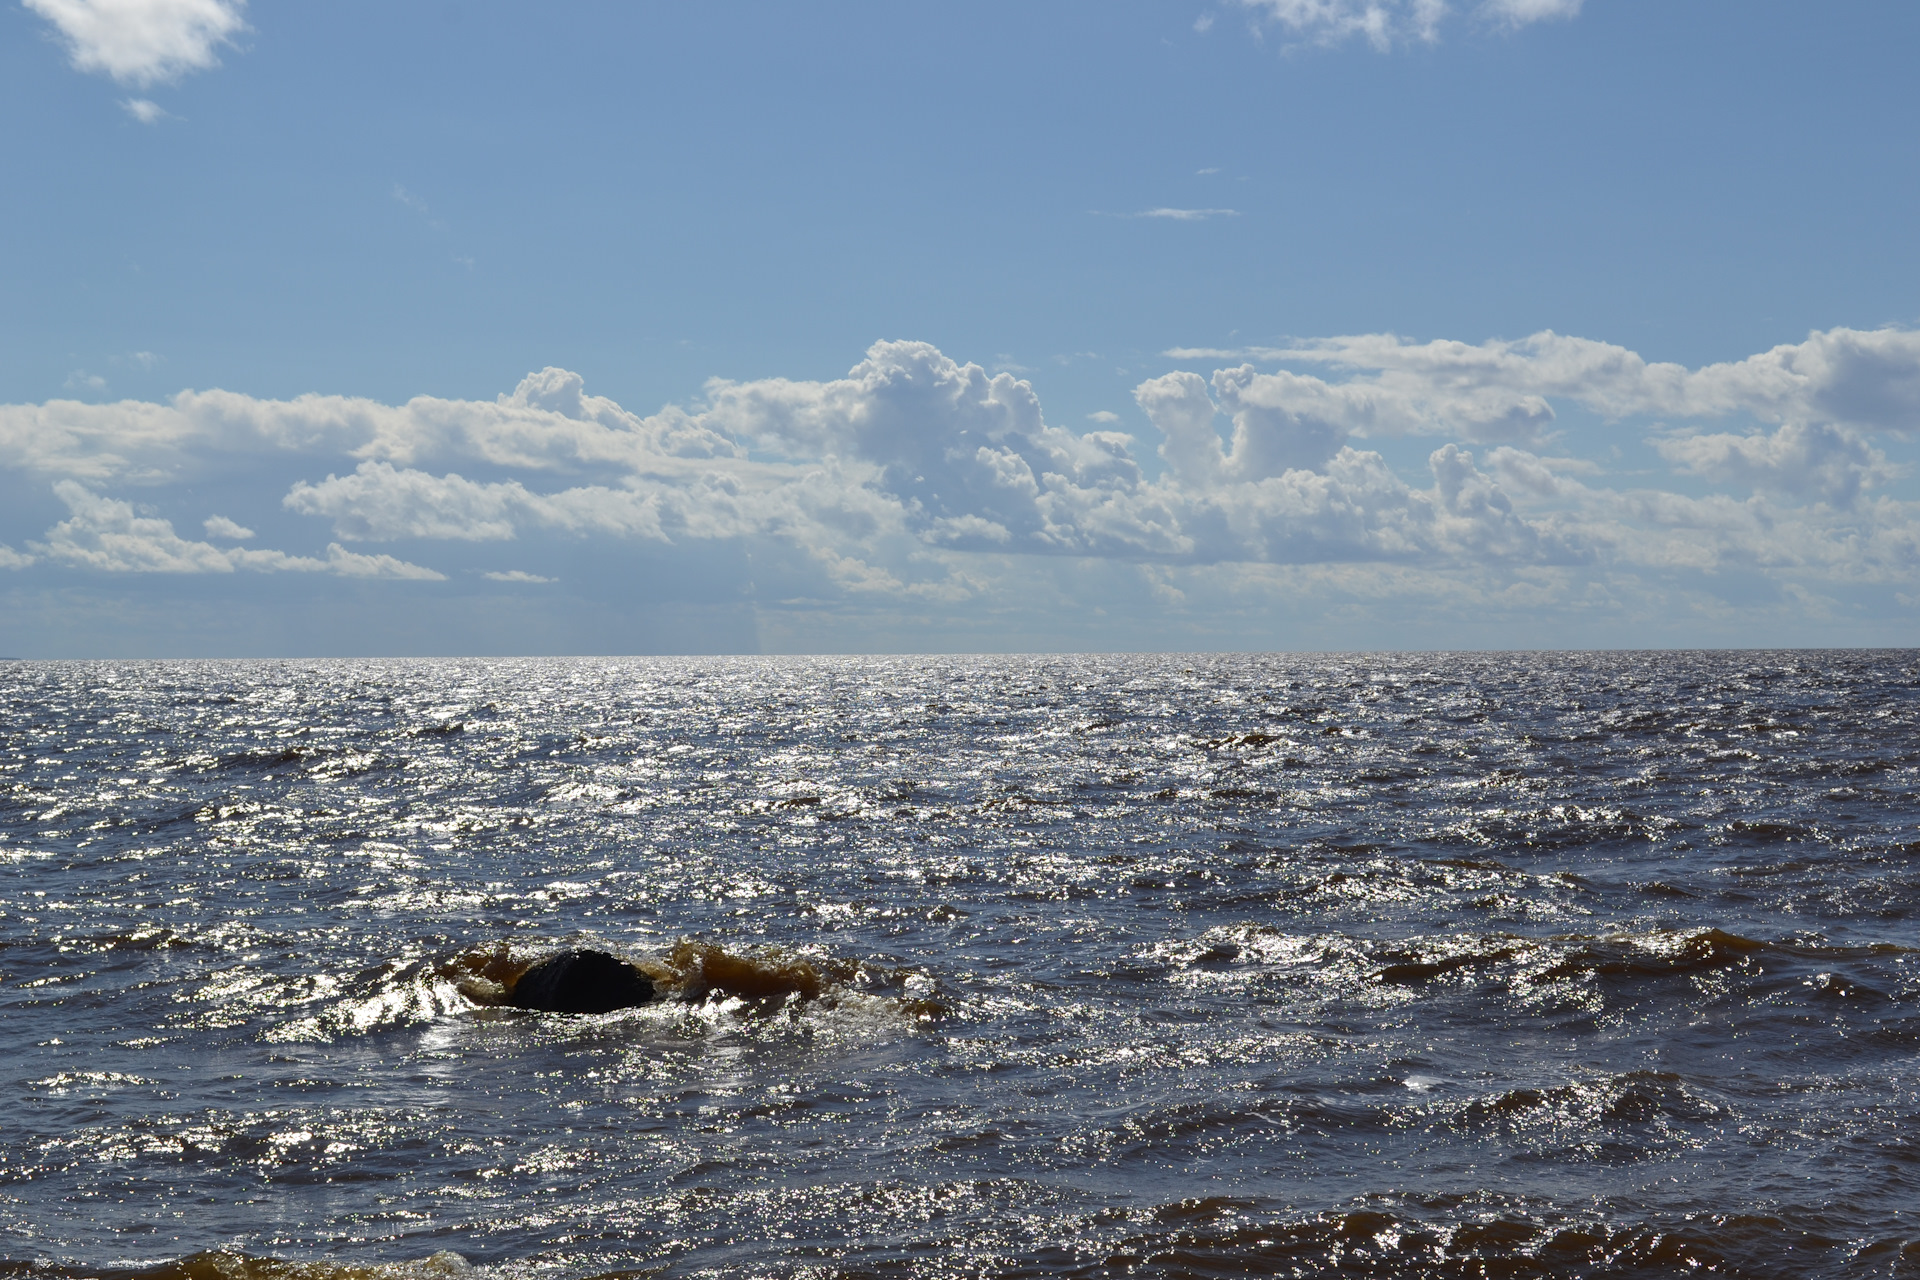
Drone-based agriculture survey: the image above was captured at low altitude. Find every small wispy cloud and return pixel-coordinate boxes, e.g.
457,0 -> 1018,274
1234,0 -> 1580,50
1163,345 -> 1273,359
1087,410 -> 1121,423
394,184 -> 461,250
64,370 -> 107,393
1193,12 -> 1216,32
1099,207 -> 1242,222
484,570 -> 555,584
1479,0 -> 1583,31
392,184 -> 432,217
121,97 -> 169,124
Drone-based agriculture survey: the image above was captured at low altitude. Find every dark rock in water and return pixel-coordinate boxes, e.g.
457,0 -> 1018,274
508,948 -> 656,1014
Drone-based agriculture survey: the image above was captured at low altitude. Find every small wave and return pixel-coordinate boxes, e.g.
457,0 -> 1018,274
0,1251 -> 471,1280
1366,927 -> 1905,988
1461,1070 -> 1732,1129
1145,923 -> 1917,1020
264,957 -> 466,1043
16,1195 -> 1916,1280
1536,927 -> 1769,980
1724,819 -> 1815,843
1088,1195 -> 1915,1279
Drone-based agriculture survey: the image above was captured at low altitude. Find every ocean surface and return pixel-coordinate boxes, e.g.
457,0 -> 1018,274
3,652 -> 1918,1279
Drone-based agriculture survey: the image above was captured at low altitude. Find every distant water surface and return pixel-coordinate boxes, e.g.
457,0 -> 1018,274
3,652 -> 1918,1278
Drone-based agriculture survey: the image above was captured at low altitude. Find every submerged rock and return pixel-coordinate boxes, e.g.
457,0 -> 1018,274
506,948 -> 657,1014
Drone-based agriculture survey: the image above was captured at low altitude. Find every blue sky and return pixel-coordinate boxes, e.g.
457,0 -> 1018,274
3,0 -> 1917,656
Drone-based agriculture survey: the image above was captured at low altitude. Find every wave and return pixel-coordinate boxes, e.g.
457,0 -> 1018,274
267,939 -> 944,1043
1145,922 -> 1918,1020
12,1200 -> 1918,1280
1082,1198 -> 1919,1279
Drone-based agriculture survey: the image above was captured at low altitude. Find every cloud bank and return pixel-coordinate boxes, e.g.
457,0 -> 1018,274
2,327 -> 1916,644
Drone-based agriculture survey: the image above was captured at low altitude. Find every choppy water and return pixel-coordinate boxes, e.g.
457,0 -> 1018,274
4,652 -> 1919,1279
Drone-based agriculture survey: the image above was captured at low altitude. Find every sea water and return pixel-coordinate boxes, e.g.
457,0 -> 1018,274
2,652 -> 1917,1278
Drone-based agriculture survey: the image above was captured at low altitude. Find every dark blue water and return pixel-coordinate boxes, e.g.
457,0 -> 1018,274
3,652 -> 1918,1278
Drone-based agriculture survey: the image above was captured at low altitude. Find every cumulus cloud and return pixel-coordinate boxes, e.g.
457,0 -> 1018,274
320,544 -> 445,581
202,514 -> 253,539
1113,374 -> 1578,565
0,365 -> 740,484
700,340 -> 1175,559
1654,422 -> 1894,506
678,341 -> 1583,571
1233,0 -> 1577,49
283,462 -> 672,543
1164,327 -> 1920,451
1496,455 -> 1919,583
25,0 -> 247,86
0,544 -> 34,570
34,482 -> 441,579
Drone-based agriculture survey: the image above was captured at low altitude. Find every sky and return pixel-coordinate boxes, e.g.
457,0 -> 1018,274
2,0 -> 1918,657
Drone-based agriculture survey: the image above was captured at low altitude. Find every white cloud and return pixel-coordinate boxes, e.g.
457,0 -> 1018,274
202,515 -> 253,539
285,464 -> 525,542
1087,410 -> 1121,423
1476,445 -> 1920,582
320,543 -> 445,581
1236,0 -> 1450,49
1478,0 -> 1581,30
1164,326 -> 1920,449
283,462 -> 672,543
0,365 -> 740,484
121,97 -> 168,123
0,544 -> 34,570
483,570 -> 554,584
1233,0 -> 1576,48
34,482 -> 441,579
39,482 -> 267,573
1654,422 -> 1894,506
25,0 -> 247,86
